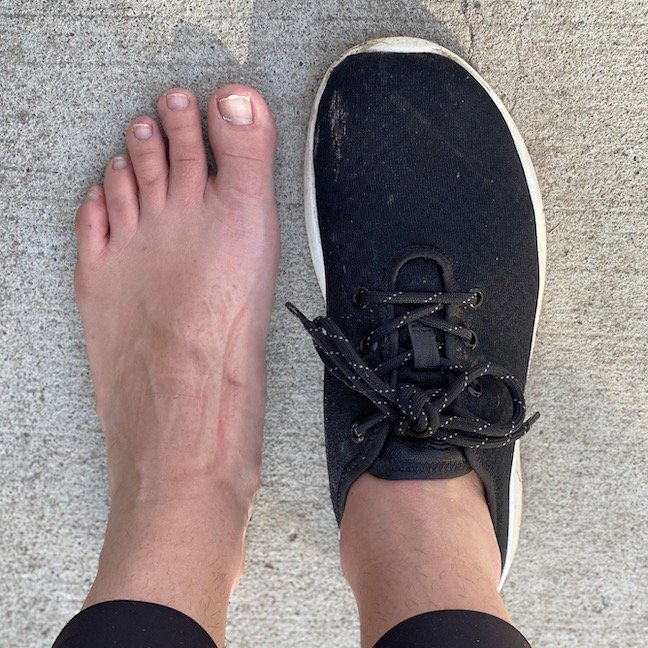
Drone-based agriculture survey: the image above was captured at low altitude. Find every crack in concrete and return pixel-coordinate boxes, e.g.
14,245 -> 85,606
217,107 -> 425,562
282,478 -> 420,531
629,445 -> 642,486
511,0 -> 534,114
462,0 -> 476,58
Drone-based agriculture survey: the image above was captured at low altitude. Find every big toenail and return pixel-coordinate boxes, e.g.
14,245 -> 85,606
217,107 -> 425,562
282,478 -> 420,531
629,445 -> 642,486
166,92 -> 189,110
218,94 -> 253,125
133,123 -> 152,140
112,156 -> 128,170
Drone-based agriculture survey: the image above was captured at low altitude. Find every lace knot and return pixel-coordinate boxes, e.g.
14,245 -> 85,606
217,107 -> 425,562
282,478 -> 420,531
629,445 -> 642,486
394,384 -> 440,437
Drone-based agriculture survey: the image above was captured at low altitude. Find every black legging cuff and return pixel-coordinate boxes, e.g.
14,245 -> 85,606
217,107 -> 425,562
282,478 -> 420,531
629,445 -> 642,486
52,600 -> 217,648
374,609 -> 532,648
52,602 -> 531,648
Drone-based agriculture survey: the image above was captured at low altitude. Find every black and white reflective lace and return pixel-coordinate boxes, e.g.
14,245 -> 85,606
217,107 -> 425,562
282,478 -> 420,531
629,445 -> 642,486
288,288 -> 539,449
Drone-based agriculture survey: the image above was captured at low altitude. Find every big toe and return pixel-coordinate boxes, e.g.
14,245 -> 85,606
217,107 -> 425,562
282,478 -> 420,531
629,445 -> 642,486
207,85 -> 277,205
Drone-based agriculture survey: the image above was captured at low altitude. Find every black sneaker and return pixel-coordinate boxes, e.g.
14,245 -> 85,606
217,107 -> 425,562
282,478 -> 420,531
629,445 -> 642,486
289,37 -> 545,587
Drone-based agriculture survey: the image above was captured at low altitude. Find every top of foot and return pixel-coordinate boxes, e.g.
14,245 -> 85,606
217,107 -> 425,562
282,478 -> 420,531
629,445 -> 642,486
74,85 -> 279,509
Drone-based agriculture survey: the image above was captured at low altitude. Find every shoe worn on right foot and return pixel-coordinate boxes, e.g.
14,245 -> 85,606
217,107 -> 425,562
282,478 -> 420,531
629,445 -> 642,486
290,37 -> 546,588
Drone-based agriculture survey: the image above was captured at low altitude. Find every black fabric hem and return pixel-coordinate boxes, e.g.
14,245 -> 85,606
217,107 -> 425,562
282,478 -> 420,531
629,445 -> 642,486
374,609 -> 532,648
52,600 -> 217,648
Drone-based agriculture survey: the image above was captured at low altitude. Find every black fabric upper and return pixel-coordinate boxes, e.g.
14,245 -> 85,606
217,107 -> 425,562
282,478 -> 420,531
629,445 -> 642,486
309,49 -> 541,566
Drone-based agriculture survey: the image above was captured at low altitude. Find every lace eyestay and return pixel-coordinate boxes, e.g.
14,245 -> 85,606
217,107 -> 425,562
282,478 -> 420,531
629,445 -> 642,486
287,288 -> 539,449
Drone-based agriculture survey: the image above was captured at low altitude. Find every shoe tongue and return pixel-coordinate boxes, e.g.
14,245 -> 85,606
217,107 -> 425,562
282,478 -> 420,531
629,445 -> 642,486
385,255 -> 516,437
394,258 -> 445,373
395,257 -> 445,292
394,258 -> 514,424
369,256 -> 470,477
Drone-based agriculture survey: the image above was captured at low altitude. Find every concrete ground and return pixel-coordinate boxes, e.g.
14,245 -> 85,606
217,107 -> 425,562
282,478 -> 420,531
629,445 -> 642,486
1,0 -> 646,646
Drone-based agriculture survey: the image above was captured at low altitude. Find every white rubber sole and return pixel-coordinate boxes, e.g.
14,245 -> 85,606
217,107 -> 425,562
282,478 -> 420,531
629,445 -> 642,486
303,36 -> 546,591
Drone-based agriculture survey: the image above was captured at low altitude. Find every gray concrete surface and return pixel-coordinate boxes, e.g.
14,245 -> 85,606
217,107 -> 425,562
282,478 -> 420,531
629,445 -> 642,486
1,0 -> 647,646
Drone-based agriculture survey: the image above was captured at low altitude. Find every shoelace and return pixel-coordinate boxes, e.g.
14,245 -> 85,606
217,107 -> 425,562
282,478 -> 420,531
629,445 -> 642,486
287,288 -> 539,449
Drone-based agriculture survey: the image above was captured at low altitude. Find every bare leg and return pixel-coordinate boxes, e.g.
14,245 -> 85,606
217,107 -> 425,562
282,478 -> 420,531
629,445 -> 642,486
340,473 -> 513,648
73,85 -> 279,646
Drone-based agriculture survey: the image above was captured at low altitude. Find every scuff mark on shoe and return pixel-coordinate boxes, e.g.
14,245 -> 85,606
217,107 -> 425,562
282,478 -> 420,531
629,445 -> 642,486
328,89 -> 348,183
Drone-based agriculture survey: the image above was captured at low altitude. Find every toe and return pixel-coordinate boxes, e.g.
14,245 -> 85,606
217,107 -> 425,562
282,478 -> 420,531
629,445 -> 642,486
207,84 -> 277,205
157,88 -> 207,201
126,115 -> 168,209
103,154 -> 139,248
75,185 -> 109,261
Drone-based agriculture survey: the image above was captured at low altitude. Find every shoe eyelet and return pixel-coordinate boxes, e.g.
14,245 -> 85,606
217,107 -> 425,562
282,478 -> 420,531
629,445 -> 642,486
469,289 -> 483,309
463,331 -> 478,349
351,423 -> 365,443
359,335 -> 373,353
468,380 -> 483,398
353,286 -> 368,307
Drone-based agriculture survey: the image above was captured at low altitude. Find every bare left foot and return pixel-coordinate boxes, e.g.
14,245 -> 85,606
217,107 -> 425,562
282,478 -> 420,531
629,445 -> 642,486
73,85 -> 279,644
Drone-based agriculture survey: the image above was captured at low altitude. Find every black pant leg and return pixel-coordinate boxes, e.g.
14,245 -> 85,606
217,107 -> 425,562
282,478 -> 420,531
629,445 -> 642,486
52,600 -> 217,648
374,610 -> 532,648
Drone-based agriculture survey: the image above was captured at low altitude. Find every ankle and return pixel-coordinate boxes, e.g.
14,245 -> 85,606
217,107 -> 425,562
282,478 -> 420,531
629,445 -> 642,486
105,487 -> 249,574
340,472 -> 501,582
85,486 -> 249,642
339,473 -> 510,646
111,469 -> 257,515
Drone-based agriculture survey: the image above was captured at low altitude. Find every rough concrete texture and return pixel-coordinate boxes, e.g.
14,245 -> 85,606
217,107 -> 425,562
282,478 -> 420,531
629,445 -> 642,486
1,0 -> 647,646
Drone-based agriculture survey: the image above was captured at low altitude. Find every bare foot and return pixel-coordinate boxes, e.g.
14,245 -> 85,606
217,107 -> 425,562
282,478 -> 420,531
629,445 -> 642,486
73,85 -> 278,643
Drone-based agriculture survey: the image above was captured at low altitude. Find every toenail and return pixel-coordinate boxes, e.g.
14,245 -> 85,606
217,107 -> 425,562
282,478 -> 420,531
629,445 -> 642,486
218,94 -> 253,125
133,123 -> 152,140
112,156 -> 128,170
166,92 -> 189,110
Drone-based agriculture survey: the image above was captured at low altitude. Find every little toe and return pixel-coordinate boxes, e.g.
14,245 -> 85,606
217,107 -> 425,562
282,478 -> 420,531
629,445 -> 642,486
75,185 -> 109,262
157,88 -> 208,200
126,115 -> 168,209
103,154 -> 140,248
207,85 -> 277,205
